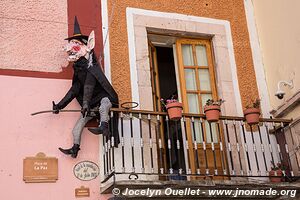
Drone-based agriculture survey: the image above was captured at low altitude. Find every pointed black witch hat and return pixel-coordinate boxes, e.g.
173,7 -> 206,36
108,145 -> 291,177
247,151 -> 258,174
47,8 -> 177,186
65,16 -> 88,44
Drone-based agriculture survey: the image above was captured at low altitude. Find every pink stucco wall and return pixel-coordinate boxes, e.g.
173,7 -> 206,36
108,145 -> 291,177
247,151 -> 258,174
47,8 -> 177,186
0,0 -> 69,72
0,75 -> 111,199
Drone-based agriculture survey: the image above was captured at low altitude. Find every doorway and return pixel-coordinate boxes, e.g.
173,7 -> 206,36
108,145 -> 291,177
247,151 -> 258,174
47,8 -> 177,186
156,47 -> 177,104
148,36 -> 227,178
155,46 -> 186,177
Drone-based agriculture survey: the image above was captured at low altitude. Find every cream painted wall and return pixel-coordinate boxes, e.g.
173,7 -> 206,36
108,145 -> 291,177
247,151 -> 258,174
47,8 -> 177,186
251,0 -> 300,111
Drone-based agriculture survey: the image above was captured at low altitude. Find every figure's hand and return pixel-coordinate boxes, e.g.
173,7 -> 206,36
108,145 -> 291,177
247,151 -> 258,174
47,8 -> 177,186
81,101 -> 90,117
52,101 -> 60,114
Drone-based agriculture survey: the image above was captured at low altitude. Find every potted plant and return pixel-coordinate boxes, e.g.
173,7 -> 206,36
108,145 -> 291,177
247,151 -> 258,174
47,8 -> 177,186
269,161 -> 284,183
161,98 -> 183,121
244,98 -> 261,125
203,99 -> 225,122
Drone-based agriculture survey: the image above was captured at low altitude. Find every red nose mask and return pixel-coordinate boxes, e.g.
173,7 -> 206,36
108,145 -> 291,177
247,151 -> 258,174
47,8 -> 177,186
72,45 -> 81,52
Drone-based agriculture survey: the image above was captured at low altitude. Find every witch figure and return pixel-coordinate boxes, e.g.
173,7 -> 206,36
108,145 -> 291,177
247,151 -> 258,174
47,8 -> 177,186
52,17 -> 119,158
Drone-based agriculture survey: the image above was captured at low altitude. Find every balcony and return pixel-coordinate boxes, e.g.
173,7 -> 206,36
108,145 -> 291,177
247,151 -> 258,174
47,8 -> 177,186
100,108 -> 300,199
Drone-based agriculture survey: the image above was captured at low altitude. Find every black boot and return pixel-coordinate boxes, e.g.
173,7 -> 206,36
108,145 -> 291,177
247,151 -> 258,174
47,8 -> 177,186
58,144 -> 80,158
88,122 -> 109,136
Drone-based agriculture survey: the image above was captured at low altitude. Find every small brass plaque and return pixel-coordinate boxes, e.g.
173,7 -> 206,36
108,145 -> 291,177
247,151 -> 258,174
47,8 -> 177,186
23,152 -> 58,183
75,186 -> 90,197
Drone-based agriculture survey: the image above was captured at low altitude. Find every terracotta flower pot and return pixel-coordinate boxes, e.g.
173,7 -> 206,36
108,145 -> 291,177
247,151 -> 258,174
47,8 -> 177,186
166,102 -> 183,121
204,105 -> 221,122
269,170 -> 283,183
244,108 -> 260,125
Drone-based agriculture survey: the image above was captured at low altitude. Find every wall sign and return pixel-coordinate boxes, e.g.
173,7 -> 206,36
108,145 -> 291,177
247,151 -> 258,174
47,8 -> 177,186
73,161 -> 99,181
75,186 -> 90,197
23,152 -> 58,183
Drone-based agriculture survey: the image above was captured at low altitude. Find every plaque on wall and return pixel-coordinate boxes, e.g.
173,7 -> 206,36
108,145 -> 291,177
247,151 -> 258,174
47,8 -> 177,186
73,161 -> 99,181
23,152 -> 58,183
75,186 -> 90,197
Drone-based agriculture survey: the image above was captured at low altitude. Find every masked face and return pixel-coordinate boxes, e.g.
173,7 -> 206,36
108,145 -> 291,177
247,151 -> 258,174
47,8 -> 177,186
63,39 -> 88,62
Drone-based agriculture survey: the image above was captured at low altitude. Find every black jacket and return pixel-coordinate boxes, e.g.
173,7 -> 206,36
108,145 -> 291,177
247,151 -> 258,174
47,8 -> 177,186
58,55 -> 118,108
57,53 -> 119,145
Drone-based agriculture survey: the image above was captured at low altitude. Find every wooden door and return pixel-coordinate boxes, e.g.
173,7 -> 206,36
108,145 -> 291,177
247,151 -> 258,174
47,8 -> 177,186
148,42 -> 168,174
176,38 -> 227,177
149,42 -> 161,111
